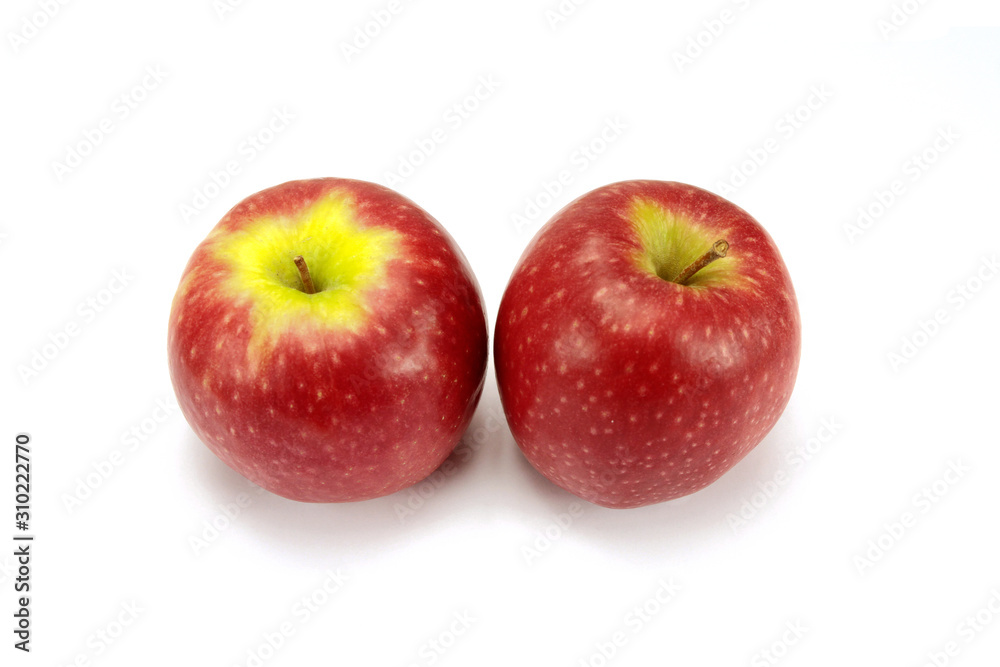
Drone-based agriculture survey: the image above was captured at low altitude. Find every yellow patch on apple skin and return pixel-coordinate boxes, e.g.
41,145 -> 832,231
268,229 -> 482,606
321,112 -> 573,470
629,198 -> 739,288
209,192 -> 402,363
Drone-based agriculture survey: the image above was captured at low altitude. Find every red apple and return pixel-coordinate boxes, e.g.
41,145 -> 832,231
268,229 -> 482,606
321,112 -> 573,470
168,178 -> 488,502
495,180 -> 800,508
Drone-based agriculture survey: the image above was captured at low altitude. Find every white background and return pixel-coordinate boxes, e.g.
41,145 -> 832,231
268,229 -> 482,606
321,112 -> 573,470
3,1 -> 1000,665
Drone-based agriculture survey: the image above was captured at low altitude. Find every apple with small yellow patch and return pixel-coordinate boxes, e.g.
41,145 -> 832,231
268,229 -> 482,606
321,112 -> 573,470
168,178 -> 488,502
495,180 -> 800,508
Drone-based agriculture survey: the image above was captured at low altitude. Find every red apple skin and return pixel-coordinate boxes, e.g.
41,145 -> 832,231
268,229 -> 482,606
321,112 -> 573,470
495,180 -> 800,509
169,178 -> 488,502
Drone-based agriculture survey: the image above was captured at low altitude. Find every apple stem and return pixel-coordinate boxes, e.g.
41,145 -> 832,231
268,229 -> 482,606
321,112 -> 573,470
676,240 -> 730,285
293,255 -> 317,294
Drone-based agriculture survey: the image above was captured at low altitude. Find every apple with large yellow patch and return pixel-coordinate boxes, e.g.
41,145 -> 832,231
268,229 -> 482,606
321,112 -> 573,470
168,178 -> 488,502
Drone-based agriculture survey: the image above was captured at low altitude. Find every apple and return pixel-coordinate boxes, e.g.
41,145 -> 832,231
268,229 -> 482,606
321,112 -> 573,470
168,178 -> 488,502
495,180 -> 800,508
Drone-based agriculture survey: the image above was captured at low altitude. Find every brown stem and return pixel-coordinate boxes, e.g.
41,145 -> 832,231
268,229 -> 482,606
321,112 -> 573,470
676,240 -> 729,285
293,255 -> 317,294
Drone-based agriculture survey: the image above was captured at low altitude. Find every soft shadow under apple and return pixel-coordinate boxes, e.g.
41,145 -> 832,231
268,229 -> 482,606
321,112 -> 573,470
506,408 -> 806,557
181,398 -> 496,562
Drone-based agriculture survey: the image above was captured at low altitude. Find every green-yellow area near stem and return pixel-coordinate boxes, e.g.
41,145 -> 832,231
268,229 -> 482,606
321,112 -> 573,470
209,193 -> 402,359
629,198 -> 738,288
